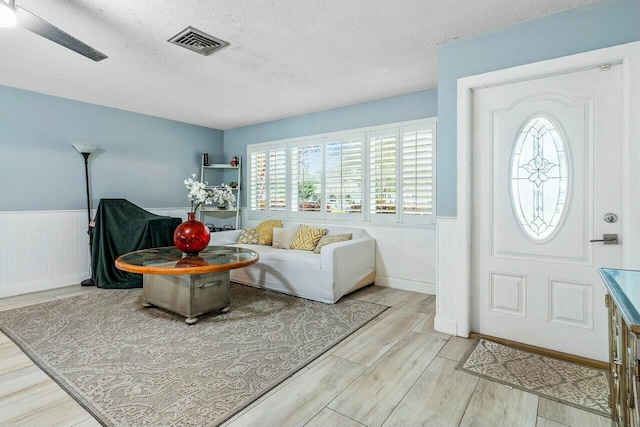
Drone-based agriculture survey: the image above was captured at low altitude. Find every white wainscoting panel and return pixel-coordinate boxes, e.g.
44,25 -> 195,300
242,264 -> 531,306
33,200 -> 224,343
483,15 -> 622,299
0,208 -> 188,299
0,210 -> 89,298
2,209 -> 437,299
490,272 -> 527,317
365,225 -> 436,294
549,279 -> 593,329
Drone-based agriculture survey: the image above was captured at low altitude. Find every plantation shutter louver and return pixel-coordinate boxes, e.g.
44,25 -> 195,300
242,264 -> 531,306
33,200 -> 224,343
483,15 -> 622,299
249,149 -> 267,212
290,143 -> 323,212
326,136 -> 363,215
268,148 -> 287,211
369,131 -> 398,216
402,124 -> 434,217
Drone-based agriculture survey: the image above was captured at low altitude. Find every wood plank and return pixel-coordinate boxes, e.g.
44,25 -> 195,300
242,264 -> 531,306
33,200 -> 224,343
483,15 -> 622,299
0,332 -> 10,345
71,417 -> 103,427
366,289 -> 420,308
222,367 -> 310,425
0,343 -> 33,376
314,304 -> 398,361
382,356 -> 479,427
401,294 -> 436,314
438,336 -> 477,362
412,311 -> 452,340
305,408 -> 365,427
347,285 -> 393,303
0,364 -> 49,398
7,395 -> 94,427
458,379 -> 538,427
537,397 -> 610,427
53,285 -> 102,300
0,295 -> 57,311
0,285 -> 93,310
333,308 -> 427,367
329,332 -> 446,427
227,355 -> 365,427
536,417 -> 569,427
0,380 -> 69,425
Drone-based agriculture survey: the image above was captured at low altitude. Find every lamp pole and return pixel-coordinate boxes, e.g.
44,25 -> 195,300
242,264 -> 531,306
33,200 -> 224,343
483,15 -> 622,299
72,143 -> 100,286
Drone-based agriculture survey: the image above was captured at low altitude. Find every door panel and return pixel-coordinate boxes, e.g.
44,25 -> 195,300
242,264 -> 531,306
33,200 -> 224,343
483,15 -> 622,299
471,65 -> 622,361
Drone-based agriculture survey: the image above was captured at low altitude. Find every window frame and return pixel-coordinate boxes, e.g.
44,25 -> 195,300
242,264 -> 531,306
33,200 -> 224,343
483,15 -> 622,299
247,144 -> 287,219
245,118 -> 437,226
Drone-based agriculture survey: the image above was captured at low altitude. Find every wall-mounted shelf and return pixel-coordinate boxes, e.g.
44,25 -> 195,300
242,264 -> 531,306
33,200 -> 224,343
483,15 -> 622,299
199,155 -> 241,230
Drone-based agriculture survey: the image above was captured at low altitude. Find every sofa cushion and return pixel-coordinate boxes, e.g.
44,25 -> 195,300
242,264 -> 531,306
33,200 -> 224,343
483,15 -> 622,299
237,227 -> 259,245
313,233 -> 352,254
290,224 -> 328,251
272,225 -> 300,249
256,219 -> 283,245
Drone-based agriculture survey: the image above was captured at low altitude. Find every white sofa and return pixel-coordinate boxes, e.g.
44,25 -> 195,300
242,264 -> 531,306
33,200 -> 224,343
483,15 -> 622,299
208,224 -> 376,303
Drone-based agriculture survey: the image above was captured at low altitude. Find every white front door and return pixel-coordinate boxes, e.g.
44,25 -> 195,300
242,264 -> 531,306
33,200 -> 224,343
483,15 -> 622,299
471,64 -> 623,361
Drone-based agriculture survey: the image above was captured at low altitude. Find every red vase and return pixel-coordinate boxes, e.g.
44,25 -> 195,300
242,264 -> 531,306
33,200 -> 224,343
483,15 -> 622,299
173,212 -> 211,255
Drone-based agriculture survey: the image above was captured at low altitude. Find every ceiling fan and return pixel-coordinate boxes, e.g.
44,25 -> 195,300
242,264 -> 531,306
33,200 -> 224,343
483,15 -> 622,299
0,0 -> 107,61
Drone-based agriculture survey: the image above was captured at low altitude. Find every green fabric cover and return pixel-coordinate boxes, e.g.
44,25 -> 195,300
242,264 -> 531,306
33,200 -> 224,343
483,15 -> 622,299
91,199 -> 182,289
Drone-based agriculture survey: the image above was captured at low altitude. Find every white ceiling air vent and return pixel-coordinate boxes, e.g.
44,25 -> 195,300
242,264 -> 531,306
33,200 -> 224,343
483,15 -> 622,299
168,26 -> 229,56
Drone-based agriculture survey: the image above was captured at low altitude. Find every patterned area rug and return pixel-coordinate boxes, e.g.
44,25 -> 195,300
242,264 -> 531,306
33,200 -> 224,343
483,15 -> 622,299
0,284 -> 387,426
457,339 -> 610,416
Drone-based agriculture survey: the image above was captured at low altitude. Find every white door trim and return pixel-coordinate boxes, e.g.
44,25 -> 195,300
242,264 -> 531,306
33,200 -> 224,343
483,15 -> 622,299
435,41 -> 640,337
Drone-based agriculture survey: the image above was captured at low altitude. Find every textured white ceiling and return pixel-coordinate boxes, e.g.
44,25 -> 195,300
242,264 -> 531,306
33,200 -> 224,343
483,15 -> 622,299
0,0 -> 595,130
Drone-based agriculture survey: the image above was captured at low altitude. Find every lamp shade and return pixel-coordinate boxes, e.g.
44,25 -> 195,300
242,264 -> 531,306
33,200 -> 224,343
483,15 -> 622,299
0,0 -> 16,28
72,143 -> 100,155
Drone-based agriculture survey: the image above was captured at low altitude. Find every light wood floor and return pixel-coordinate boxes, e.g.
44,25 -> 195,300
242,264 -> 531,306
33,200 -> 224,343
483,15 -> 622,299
0,285 -> 610,427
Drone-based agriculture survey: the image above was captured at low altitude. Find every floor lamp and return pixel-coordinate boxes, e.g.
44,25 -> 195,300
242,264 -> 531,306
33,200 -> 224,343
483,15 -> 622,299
72,143 -> 100,286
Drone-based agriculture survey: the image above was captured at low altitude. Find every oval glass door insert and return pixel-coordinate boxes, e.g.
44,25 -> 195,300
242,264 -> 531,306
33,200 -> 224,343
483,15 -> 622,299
510,115 -> 569,241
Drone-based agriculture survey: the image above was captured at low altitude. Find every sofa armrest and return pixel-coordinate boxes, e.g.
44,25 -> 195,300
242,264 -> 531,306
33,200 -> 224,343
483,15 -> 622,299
321,236 -> 375,282
208,230 -> 242,246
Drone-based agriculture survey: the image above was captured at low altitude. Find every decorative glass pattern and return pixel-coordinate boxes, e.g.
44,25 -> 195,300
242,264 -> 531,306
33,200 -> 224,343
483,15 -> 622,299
510,116 -> 569,241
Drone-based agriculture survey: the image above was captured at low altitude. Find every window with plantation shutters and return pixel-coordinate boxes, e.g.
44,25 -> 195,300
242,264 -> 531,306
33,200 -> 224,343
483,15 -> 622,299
326,135 -> 363,217
248,146 -> 286,215
249,149 -> 267,212
402,123 -> 435,218
246,118 -> 435,225
268,148 -> 287,211
369,130 -> 398,218
290,143 -> 322,213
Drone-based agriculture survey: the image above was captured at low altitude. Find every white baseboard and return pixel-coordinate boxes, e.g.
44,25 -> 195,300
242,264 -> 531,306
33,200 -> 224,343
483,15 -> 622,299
0,273 -> 88,299
374,276 -> 436,295
434,315 -> 459,336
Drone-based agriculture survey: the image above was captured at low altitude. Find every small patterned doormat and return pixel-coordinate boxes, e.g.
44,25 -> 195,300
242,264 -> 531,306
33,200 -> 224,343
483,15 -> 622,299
457,339 -> 610,416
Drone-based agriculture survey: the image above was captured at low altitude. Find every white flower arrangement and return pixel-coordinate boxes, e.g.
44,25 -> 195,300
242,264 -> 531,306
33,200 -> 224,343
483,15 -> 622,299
184,174 -> 236,212
184,174 -> 213,213
210,183 -> 236,208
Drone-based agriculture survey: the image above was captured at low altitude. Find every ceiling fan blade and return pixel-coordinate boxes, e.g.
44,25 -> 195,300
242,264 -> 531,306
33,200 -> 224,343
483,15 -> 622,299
15,6 -> 107,62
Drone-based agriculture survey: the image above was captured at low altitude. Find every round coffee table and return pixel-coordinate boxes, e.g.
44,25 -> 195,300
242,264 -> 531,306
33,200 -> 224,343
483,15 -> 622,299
115,246 -> 259,324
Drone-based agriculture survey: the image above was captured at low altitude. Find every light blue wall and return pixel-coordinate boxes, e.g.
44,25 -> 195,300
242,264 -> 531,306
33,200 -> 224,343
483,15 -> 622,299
437,0 -> 640,216
223,89 -> 438,206
0,86 -> 223,211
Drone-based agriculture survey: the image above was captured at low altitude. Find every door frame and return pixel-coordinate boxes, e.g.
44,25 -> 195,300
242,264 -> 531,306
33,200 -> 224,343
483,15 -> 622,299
435,41 -> 640,337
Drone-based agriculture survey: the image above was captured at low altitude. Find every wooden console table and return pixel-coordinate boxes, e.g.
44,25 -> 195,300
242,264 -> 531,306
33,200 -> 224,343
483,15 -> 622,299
599,268 -> 640,427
